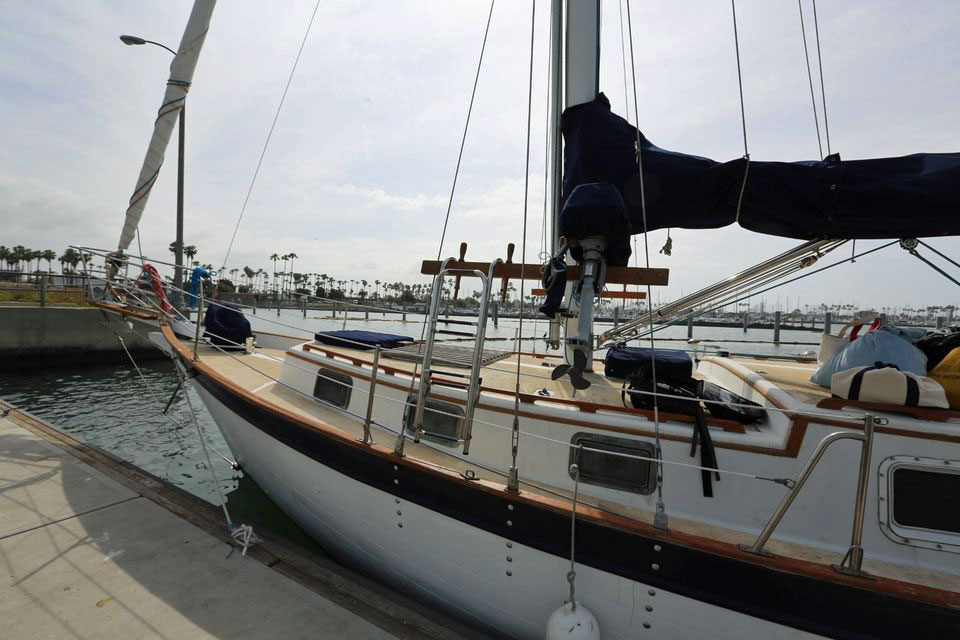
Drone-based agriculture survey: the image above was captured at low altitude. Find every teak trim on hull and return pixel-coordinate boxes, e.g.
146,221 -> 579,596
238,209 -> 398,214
161,323 -> 960,639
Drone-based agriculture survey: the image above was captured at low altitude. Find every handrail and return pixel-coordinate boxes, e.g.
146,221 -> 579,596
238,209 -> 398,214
401,257 -> 501,456
741,413 -> 884,578
462,258 -> 502,455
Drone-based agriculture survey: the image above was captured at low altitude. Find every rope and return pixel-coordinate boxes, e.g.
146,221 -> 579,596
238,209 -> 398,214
918,240 -> 960,272
730,0 -> 751,222
567,453 -> 581,608
624,0 -> 668,526
812,0 -> 832,156
631,241 -> 897,341
220,0 -> 323,272
100,301 -> 236,467
731,0 -> 749,157
436,0 -> 496,261
177,365 -> 261,555
798,0 -> 824,159
509,0 -> 536,483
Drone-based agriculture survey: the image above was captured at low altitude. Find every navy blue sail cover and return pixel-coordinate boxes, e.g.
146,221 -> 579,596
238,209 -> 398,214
314,330 -> 413,351
562,93 -> 960,240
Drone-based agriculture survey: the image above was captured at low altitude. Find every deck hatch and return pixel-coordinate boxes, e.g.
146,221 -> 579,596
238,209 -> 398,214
384,343 -> 510,369
403,394 -> 464,447
570,432 -> 656,495
312,367 -> 352,409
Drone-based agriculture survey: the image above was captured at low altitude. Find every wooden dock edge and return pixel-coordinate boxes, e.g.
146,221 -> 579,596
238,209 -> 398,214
0,400 -> 491,640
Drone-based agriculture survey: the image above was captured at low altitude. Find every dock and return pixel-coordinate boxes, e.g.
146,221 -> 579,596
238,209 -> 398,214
0,402 -> 487,640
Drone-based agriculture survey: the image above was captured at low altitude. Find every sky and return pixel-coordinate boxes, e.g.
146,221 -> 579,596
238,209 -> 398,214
1,0 -> 958,311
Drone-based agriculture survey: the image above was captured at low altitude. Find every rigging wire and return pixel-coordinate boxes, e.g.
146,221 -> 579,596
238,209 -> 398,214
219,0 -> 323,273
632,241 -> 897,341
397,0 -> 497,454
729,0 -> 752,225
798,0 -> 824,159
436,0 -> 497,262
812,0 -> 832,156
509,0 -> 537,488
624,0 -> 668,529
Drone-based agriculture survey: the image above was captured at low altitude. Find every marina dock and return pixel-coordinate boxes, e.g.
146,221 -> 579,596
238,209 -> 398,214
0,402 -> 486,640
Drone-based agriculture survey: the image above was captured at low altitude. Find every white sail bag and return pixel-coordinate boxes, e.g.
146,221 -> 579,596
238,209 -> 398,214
831,362 -> 949,408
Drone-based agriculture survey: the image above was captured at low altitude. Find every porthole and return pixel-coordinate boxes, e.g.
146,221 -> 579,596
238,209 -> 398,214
878,456 -> 960,553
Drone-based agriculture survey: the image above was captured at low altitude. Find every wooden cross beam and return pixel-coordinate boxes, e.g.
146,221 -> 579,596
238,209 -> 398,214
421,260 -> 669,287
530,288 -> 647,299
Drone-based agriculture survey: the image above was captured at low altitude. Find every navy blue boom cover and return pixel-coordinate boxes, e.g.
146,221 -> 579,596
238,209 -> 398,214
562,93 -> 960,240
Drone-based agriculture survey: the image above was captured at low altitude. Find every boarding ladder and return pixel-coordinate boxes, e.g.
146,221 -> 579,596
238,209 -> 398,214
403,257 -> 502,455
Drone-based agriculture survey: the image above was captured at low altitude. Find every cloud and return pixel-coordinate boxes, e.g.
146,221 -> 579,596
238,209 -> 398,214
0,0 -> 958,311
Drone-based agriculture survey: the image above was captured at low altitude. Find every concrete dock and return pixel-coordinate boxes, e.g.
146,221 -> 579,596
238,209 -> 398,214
0,305 -> 164,368
0,403 -> 486,640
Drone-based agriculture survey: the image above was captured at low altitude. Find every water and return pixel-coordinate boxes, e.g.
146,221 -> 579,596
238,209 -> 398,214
0,359 -> 322,552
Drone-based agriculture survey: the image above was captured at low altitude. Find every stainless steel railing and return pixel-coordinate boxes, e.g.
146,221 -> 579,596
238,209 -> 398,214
741,413 -> 884,577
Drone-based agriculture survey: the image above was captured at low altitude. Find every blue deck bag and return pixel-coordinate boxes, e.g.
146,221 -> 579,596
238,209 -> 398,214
604,346 -> 693,382
811,329 -> 928,387
314,330 -> 413,351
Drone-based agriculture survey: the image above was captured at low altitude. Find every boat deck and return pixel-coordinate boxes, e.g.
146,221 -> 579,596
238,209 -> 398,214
185,339 -> 960,594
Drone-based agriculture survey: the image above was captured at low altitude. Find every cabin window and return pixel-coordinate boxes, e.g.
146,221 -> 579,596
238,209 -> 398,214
892,468 -> 960,534
312,367 -> 352,409
569,432 -> 656,495
879,456 -> 960,552
403,394 -> 464,447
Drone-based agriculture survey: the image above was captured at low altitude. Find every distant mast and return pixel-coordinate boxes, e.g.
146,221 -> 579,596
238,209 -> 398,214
117,0 -> 217,252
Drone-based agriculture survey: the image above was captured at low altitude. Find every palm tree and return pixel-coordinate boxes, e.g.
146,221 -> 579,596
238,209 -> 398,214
268,254 -> 279,294
42,249 -> 57,274
184,245 -> 198,265
287,253 -> 298,295
0,246 -> 8,271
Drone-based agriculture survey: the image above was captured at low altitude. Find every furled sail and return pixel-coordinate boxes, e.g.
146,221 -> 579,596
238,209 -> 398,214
117,0 -> 217,251
562,93 -> 960,240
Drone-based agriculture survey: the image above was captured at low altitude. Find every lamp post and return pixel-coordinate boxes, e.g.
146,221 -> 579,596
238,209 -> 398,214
120,34 -> 185,308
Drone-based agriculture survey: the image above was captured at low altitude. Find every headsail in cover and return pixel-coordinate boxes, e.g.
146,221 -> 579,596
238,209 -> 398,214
117,0 -> 217,252
562,93 -> 960,240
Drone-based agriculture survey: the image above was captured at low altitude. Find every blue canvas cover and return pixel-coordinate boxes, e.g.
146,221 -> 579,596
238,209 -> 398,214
314,330 -> 413,351
203,302 -> 251,350
810,330 -> 928,387
562,93 -> 960,240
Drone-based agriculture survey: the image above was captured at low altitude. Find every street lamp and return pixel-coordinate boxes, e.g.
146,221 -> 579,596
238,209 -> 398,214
120,34 -> 185,308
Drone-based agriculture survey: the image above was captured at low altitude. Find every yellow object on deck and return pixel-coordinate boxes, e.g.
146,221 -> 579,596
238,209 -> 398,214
930,347 -> 960,409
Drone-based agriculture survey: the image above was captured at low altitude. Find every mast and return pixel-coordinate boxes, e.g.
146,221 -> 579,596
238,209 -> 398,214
547,0 -> 600,347
117,0 -> 217,252
564,1 -> 601,108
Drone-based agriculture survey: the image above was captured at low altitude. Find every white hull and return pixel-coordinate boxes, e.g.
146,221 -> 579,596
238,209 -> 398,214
194,381 -> 818,640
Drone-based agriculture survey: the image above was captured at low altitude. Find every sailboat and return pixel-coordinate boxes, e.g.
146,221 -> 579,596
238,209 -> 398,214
101,1 -> 960,638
